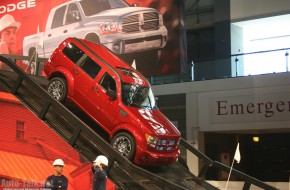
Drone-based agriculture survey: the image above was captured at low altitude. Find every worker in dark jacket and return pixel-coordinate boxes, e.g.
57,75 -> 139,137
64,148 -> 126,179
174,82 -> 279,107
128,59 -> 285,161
92,155 -> 108,190
45,159 -> 68,190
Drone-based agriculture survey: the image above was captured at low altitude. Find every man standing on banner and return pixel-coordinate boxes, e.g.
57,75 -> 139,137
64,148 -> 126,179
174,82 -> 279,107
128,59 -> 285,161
0,14 -> 20,55
92,155 -> 108,190
0,14 -> 21,70
45,159 -> 68,190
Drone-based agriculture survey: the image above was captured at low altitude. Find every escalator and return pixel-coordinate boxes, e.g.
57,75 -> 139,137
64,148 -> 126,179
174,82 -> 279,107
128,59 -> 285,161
0,55 -> 278,190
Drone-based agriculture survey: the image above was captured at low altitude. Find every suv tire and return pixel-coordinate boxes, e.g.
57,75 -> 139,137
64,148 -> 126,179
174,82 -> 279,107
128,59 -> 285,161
47,77 -> 68,102
111,132 -> 136,161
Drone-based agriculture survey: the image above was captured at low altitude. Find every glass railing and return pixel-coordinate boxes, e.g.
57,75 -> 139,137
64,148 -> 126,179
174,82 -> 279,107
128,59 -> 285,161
232,47 -> 290,77
1,47 -> 290,85
148,47 -> 290,85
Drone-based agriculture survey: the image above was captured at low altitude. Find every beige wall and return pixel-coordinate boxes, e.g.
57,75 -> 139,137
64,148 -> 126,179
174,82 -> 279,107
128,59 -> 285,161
152,72 -> 290,174
153,72 -> 290,133
231,0 -> 290,21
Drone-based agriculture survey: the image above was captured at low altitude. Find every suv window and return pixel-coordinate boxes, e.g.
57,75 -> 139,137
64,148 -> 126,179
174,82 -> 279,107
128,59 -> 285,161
80,0 -> 129,16
62,43 -> 85,63
51,6 -> 66,28
80,57 -> 101,79
100,72 -> 116,92
122,83 -> 155,109
65,3 -> 81,25
62,43 -> 101,78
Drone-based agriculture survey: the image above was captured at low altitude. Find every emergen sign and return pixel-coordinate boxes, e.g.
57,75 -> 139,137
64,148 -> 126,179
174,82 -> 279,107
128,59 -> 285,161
217,99 -> 290,118
208,93 -> 290,124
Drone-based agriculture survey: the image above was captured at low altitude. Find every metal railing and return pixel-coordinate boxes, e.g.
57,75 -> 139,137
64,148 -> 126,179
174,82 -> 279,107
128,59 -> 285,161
148,47 -> 290,85
180,139 -> 278,190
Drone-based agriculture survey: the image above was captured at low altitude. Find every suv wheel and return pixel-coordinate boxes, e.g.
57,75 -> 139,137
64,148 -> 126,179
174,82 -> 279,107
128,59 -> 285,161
85,33 -> 100,44
47,77 -> 67,102
111,132 -> 136,161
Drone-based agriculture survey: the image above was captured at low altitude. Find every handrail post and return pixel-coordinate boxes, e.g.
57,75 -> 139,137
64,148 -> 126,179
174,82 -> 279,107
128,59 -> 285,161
235,56 -> 239,76
285,51 -> 289,72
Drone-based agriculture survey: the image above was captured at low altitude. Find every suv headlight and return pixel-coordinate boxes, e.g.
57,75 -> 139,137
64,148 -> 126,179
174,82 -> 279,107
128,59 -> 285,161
146,134 -> 158,148
159,14 -> 164,26
99,22 -> 118,35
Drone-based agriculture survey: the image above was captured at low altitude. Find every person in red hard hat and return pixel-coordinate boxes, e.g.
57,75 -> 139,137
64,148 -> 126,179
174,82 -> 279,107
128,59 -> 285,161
45,159 -> 68,190
92,155 -> 108,190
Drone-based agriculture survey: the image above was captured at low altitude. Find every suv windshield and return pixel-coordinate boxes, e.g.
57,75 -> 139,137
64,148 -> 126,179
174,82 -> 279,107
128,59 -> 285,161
80,0 -> 129,16
122,83 -> 156,110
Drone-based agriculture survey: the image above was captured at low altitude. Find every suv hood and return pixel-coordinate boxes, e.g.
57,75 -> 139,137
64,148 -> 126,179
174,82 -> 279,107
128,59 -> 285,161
128,108 -> 180,137
86,7 -> 157,21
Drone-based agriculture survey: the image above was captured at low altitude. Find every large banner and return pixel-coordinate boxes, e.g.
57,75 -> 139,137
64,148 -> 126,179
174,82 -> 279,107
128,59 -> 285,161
0,0 -> 187,76
0,92 -> 116,190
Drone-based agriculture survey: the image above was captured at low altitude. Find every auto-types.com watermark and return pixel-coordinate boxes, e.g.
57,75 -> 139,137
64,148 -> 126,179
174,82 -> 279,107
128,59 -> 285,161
1,186 -> 50,189
0,179 -> 48,190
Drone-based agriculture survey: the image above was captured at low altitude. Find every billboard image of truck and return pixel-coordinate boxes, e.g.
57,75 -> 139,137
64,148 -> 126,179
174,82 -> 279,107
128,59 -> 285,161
0,0 -> 186,76
23,0 -> 168,58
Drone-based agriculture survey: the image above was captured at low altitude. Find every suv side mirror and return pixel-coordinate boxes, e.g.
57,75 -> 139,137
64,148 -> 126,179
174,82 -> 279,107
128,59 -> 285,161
107,89 -> 117,100
132,3 -> 138,7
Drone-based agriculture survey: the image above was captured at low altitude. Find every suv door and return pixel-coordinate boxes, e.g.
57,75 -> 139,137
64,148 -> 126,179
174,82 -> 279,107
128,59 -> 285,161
62,42 -> 102,110
89,72 -> 120,131
44,5 -> 67,56
44,3 -> 85,57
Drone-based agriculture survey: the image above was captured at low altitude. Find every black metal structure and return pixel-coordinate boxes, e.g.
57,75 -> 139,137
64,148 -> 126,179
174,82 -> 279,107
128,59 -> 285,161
0,55 -> 278,190
180,139 -> 278,190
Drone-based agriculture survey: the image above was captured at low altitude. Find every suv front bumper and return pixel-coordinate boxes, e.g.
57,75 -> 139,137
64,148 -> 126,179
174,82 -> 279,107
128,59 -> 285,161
134,147 -> 179,166
100,26 -> 168,54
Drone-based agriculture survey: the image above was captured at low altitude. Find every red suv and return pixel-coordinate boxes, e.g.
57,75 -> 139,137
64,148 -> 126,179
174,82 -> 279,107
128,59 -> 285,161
43,37 -> 180,165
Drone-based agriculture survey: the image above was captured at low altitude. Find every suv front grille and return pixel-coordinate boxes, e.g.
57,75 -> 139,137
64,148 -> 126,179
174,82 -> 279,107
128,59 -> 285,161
122,12 -> 160,33
155,139 -> 176,152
